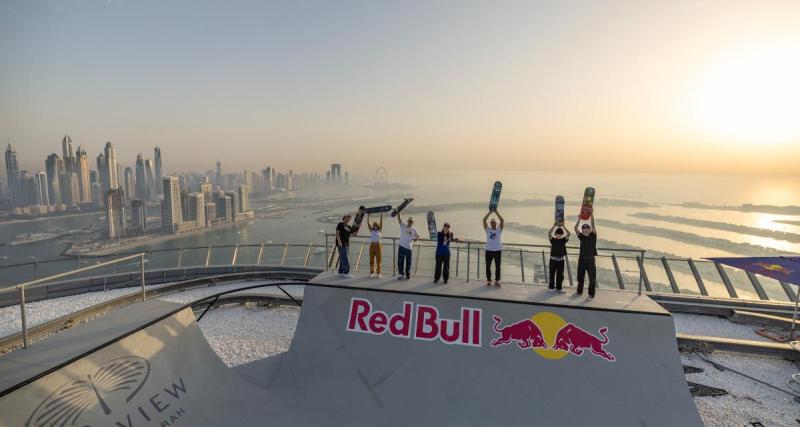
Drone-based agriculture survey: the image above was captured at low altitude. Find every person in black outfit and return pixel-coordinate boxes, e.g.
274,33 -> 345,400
574,211 -> 598,298
434,223 -> 461,284
335,214 -> 353,277
548,223 -> 570,292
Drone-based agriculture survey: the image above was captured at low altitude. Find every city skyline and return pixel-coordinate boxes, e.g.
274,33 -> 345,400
1,1 -> 798,175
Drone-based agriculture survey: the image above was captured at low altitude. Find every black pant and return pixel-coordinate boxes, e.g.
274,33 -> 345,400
434,254 -> 450,282
577,256 -> 597,296
549,258 -> 565,290
485,250 -> 501,281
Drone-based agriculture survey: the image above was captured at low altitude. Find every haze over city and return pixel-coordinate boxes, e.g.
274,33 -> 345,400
2,0 -> 799,175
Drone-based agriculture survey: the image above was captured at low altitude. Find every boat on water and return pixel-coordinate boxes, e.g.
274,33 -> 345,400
9,232 -> 62,246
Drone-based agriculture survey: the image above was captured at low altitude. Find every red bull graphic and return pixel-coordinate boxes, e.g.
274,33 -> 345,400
753,262 -> 793,276
346,298 -> 482,347
490,315 -> 547,349
490,311 -> 615,362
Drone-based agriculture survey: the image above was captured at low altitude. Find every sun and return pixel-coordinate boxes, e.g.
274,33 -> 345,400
690,43 -> 800,144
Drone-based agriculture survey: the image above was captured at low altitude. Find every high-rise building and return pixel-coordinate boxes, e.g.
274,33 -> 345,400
145,159 -> 155,198
204,203 -> 217,227
104,142 -> 119,190
75,147 -> 91,203
185,192 -> 205,228
45,154 -> 64,206
61,172 -> 80,207
226,190 -> 239,221
130,199 -> 146,235
331,163 -> 342,185
123,167 -> 135,200
154,147 -> 163,195
91,182 -> 103,208
161,176 -> 183,233
34,171 -> 49,206
61,135 -> 75,175
135,154 -> 149,201
200,177 -> 212,205
4,144 -> 20,206
96,153 -> 108,192
105,189 -> 126,239
215,192 -> 232,222
215,160 -> 222,187
238,185 -> 250,213
18,171 -> 36,207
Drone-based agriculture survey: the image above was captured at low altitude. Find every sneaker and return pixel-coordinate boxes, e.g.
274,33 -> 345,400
398,275 -> 405,280
377,274 -> 382,278
574,292 -> 583,296
486,281 -> 492,287
433,279 -> 439,284
548,288 -> 555,292
443,280 -> 448,284
369,273 -> 375,278
494,281 -> 501,287
588,295 -> 594,299
344,274 -> 354,278
558,289 -> 566,293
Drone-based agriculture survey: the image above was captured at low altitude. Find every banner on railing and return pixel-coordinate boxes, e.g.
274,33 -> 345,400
705,256 -> 800,286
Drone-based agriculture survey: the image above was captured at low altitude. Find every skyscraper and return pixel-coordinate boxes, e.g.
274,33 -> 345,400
204,203 -> 217,227
75,147 -> 91,203
154,147 -> 163,195
91,182 -> 103,208
238,185 -> 250,213
104,142 -> 119,190
96,152 -> 108,192
105,189 -> 126,239
215,192 -> 232,222
200,177 -> 212,205
34,171 -> 49,206
161,176 -> 182,233
331,163 -> 342,185
123,167 -> 135,201
145,159 -> 155,198
62,173 -> 80,207
185,192 -> 205,228
61,135 -> 75,175
215,160 -> 222,187
226,190 -> 239,221
45,154 -> 63,205
135,154 -> 149,201
4,144 -> 20,206
130,199 -> 146,235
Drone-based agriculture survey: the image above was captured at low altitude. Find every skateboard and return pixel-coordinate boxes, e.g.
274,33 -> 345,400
489,181 -> 502,212
351,206 -> 366,231
555,195 -> 565,225
579,187 -> 595,221
365,205 -> 392,214
426,211 -> 437,240
390,198 -> 414,217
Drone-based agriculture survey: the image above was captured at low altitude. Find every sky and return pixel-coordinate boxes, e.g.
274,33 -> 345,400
1,0 -> 799,176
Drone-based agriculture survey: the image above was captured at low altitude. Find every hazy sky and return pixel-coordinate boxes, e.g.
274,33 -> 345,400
2,1 -> 799,175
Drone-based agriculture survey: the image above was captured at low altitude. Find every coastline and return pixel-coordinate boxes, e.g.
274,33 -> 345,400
0,211 -> 101,226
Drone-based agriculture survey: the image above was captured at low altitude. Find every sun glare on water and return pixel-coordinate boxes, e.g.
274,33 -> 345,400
690,43 -> 800,143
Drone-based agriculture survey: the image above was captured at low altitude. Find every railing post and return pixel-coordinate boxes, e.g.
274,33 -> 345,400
780,280 -> 797,302
19,286 -> 28,349
476,246 -> 480,280
714,262 -> 738,298
661,257 -> 680,294
392,238 -> 397,275
414,244 -> 421,274
688,259 -> 709,296
636,255 -> 651,294
328,242 -> 338,270
304,244 -> 312,267
455,244 -> 460,278
565,253 -> 574,287
324,235 -> 329,269
638,250 -> 645,290
205,245 -> 212,267
745,271 -> 769,301
140,253 -> 146,301
466,242 -> 471,281
176,248 -> 183,268
519,249 -> 525,283
231,244 -> 239,266
280,244 -> 289,266
541,251 -> 548,284
256,242 -> 265,265
611,254 -> 625,290
75,255 -> 80,279
355,242 -> 366,272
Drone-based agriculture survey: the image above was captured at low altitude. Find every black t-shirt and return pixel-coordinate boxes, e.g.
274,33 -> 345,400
578,233 -> 597,258
336,222 -> 352,247
549,237 -> 568,258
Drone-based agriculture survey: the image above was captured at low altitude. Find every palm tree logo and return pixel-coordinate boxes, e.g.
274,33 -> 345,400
27,356 -> 150,427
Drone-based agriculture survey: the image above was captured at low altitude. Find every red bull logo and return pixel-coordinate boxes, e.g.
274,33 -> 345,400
346,298 -> 482,347
754,262 -> 793,276
491,312 -> 615,362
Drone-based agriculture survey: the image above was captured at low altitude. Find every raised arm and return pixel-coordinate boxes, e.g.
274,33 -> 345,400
590,209 -> 597,235
397,212 -> 403,224
548,224 -> 557,238
495,210 -> 505,229
482,211 -> 491,230
574,217 -> 581,235
563,226 -> 571,238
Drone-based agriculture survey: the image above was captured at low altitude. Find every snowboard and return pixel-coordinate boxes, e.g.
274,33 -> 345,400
579,187 -> 595,221
390,198 -> 414,217
351,206 -> 366,231
488,181 -> 503,212
426,211 -> 437,240
365,205 -> 392,214
555,195 -> 565,225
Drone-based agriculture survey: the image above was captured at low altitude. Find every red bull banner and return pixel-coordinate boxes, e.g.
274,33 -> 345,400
346,298 -> 615,361
706,256 -> 800,286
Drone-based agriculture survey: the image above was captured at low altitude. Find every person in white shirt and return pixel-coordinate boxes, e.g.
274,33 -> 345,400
367,213 -> 383,278
396,212 -> 420,280
482,209 -> 505,287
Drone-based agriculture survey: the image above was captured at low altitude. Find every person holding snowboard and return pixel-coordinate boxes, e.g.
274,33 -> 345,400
573,210 -> 598,298
367,213 -> 383,278
483,210 -> 504,287
396,213 -> 420,280
434,222 -> 462,284
548,223 -> 570,292
335,214 -> 353,277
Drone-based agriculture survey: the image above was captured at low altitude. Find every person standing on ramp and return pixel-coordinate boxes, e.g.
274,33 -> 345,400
367,213 -> 383,278
434,222 -> 461,284
548,223 -> 570,292
396,213 -> 420,280
336,214 -> 353,277
574,211 -> 598,298
483,210 -> 504,287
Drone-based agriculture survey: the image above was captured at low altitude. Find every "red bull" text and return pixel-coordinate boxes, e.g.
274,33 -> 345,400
346,298 -> 482,347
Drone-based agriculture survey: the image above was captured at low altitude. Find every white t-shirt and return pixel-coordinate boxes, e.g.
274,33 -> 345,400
485,227 -> 503,251
370,229 -> 381,243
399,223 -> 420,249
